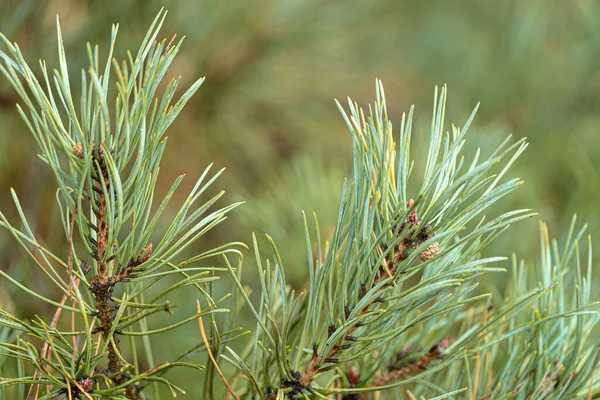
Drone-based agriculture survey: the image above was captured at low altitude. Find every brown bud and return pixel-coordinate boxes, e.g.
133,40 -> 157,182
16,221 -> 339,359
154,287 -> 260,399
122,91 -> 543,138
73,142 -> 84,159
406,198 -> 419,227
80,378 -> 93,392
419,242 -> 439,261
348,365 -> 359,385
140,243 -> 153,263
436,337 -> 450,352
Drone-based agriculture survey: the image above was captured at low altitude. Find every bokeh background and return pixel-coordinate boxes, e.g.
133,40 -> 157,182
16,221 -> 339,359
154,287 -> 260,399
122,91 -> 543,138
1,0 -> 600,397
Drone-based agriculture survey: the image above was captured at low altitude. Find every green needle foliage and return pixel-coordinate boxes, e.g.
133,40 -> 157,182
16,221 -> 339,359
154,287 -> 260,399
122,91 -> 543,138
0,9 -> 599,400
459,219 -> 600,399
0,9 -> 243,399
222,85 -> 600,399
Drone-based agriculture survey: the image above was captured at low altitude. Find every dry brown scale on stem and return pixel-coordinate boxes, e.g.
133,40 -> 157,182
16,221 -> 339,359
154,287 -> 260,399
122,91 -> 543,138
333,340 -> 449,400
339,340 -> 448,400
280,199 -> 442,398
373,338 -> 450,386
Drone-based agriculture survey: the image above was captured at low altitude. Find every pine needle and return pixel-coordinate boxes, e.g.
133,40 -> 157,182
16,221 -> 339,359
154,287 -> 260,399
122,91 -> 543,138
196,299 -> 240,400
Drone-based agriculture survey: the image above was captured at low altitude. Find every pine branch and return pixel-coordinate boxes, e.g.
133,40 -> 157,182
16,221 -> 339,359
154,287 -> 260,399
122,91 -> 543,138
373,338 -> 449,387
222,81 -> 599,400
0,5 -> 599,399
0,8 -> 244,399
298,198 -> 438,389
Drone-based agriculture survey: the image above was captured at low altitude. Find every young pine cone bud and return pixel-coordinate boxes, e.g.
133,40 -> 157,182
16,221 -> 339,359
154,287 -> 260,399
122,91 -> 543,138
80,378 -> 93,392
73,142 -> 84,159
419,242 -> 439,261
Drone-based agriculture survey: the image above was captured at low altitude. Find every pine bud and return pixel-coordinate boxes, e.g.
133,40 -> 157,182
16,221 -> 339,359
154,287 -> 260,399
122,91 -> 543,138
419,242 -> 439,261
406,198 -> 419,226
73,142 -> 84,159
139,243 -> 153,263
348,365 -> 359,385
436,337 -> 450,352
80,378 -> 93,392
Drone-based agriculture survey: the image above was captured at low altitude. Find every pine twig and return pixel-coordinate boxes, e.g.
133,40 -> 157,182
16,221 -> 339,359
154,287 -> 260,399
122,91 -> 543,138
373,338 -> 450,387
298,199 -> 438,390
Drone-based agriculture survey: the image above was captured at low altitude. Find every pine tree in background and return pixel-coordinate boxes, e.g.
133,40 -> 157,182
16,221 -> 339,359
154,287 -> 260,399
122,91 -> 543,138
0,9 -> 599,400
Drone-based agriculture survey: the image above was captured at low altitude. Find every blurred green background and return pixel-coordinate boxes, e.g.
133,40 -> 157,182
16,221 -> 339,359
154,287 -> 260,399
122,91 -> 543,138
1,0 -> 600,397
